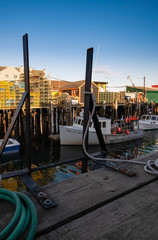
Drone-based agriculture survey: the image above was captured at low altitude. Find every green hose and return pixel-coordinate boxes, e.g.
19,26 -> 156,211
0,188 -> 37,240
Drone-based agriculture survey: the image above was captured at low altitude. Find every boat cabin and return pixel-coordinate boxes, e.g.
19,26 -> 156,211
73,116 -> 111,134
141,114 -> 158,121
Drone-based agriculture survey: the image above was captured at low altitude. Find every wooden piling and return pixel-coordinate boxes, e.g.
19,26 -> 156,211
40,108 -> 43,135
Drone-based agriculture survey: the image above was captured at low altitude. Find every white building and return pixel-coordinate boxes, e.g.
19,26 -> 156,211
0,66 -> 21,81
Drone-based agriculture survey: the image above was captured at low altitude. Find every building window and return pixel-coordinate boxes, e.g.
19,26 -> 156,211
14,75 -> 18,79
78,119 -> 81,125
5,74 -> 9,78
76,89 -> 79,97
102,122 -> 106,128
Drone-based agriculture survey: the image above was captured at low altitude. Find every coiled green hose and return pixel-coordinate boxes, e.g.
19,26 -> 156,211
0,188 -> 37,240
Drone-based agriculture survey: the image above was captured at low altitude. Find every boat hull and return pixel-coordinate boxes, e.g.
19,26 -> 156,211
138,121 -> 158,130
59,125 -> 143,145
0,138 -> 20,155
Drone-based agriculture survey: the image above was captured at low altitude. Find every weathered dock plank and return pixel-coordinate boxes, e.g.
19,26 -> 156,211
0,200 -> 15,233
37,180 -> 158,240
1,153 -> 158,239
34,164 -> 158,237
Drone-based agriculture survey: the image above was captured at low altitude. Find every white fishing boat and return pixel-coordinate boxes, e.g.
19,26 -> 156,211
138,114 -> 158,130
0,138 -> 20,155
59,115 -> 143,145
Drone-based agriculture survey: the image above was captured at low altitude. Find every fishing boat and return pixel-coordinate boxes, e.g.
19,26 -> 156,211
138,114 -> 158,130
59,115 -> 143,145
0,138 -> 20,155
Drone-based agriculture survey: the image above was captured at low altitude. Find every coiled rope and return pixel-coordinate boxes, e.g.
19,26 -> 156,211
0,188 -> 37,240
83,92 -> 158,175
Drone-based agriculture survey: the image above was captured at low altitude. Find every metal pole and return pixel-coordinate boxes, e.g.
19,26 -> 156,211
82,48 -> 93,173
23,34 -> 31,174
0,91 -> 27,158
143,76 -> 145,102
91,100 -> 107,152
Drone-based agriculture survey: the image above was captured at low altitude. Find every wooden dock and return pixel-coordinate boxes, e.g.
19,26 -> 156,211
1,151 -> 158,239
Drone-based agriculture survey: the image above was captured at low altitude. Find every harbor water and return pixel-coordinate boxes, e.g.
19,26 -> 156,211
1,130 -> 158,191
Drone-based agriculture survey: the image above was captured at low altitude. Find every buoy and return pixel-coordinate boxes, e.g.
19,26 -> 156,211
126,130 -> 130,135
118,127 -> 121,132
125,117 -> 128,123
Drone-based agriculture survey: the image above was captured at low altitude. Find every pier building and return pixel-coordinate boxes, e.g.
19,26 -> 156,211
0,66 -> 53,109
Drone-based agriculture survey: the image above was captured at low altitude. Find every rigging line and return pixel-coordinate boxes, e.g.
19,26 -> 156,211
93,44 -> 100,72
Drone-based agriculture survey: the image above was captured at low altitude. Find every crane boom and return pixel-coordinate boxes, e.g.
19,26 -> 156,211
127,75 -> 138,94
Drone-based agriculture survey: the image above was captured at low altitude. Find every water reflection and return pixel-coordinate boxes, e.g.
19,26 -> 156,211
2,177 -> 26,192
1,130 -> 158,190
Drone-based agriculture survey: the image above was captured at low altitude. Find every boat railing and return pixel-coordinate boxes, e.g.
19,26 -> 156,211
112,119 -> 137,134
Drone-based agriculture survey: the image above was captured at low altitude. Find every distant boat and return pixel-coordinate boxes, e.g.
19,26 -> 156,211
0,138 -> 20,155
59,115 -> 143,145
138,114 -> 158,130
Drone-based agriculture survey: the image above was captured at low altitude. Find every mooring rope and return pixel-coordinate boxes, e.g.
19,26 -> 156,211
83,92 -> 158,175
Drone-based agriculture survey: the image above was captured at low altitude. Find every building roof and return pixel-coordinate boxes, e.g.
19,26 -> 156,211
126,85 -> 158,91
0,66 -> 7,71
15,67 -> 20,72
93,81 -> 108,85
0,66 -> 45,77
59,80 -> 85,90
51,80 -> 71,90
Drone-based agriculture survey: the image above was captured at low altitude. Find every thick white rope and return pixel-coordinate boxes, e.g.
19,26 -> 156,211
82,92 -> 158,175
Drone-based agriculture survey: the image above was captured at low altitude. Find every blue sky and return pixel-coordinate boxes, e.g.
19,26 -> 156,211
1,0 -> 158,88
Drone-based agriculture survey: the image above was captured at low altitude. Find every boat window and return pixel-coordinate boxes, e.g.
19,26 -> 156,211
78,119 -> 81,125
75,119 -> 78,124
81,120 -> 84,125
142,115 -> 146,119
146,116 -> 151,120
151,116 -> 156,120
102,122 -> 106,128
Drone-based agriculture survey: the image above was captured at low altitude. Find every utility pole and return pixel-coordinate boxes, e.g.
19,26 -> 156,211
143,76 -> 145,102
127,75 -> 140,117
